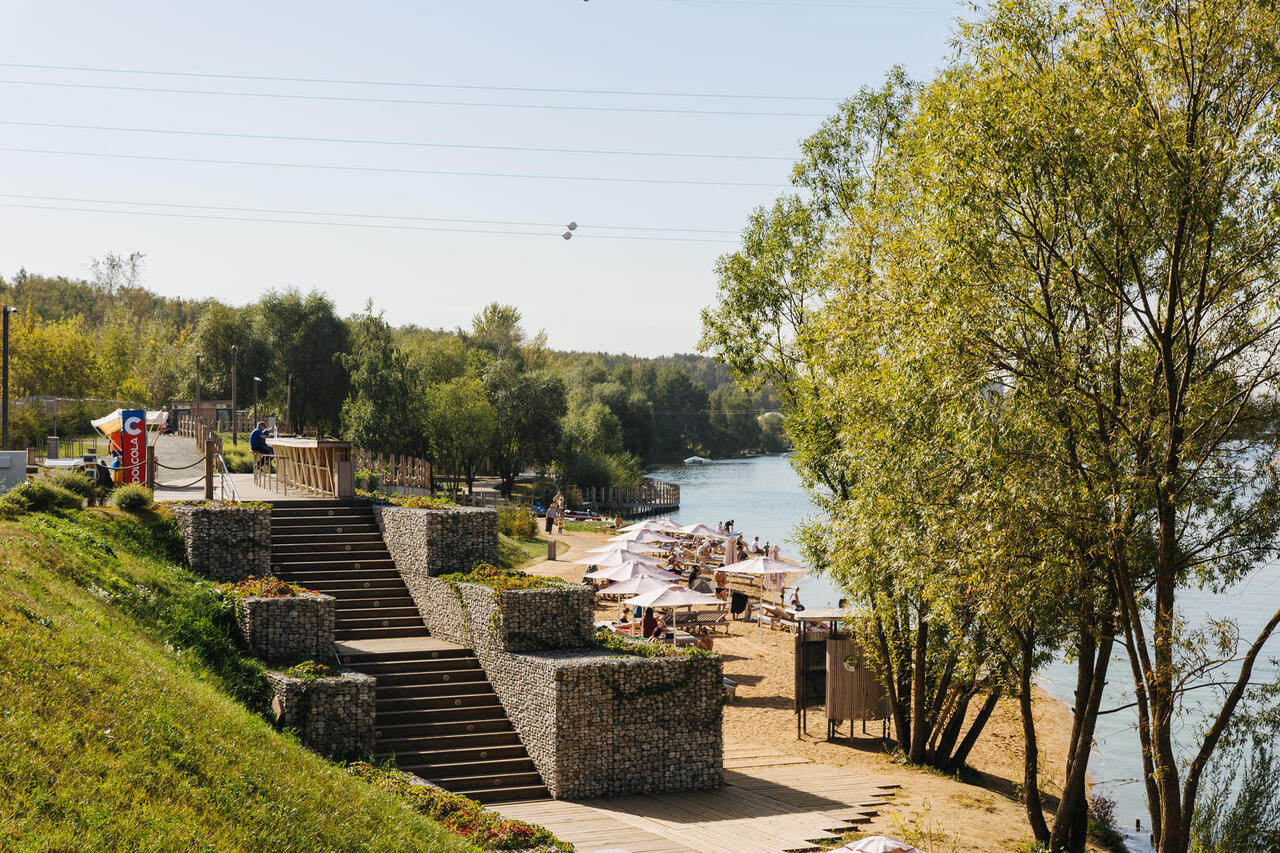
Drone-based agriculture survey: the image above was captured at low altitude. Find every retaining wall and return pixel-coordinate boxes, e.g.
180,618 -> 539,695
372,505 -> 498,578
266,670 -> 375,759
236,593 -> 335,664
171,504 -> 271,581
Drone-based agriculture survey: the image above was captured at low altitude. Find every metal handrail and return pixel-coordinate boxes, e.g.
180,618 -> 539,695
214,453 -> 241,504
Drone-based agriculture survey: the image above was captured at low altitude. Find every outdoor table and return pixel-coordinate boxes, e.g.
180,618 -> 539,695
270,437 -> 354,498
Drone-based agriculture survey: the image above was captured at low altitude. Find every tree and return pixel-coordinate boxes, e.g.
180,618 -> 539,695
10,314 -> 102,398
257,289 -> 350,433
481,360 -> 566,496
423,377 -> 495,495
184,302 -> 269,402
340,306 -> 416,456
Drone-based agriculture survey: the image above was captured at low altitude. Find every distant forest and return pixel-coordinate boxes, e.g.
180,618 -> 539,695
0,258 -> 787,492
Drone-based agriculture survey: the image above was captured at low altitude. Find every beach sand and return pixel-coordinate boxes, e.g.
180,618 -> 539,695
525,527 -> 1087,853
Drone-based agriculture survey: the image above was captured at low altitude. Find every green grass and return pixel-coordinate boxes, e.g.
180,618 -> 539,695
0,508 -> 481,853
495,532 -> 571,569
214,432 -> 254,473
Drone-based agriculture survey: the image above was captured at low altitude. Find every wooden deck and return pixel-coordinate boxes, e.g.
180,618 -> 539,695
494,748 -> 897,853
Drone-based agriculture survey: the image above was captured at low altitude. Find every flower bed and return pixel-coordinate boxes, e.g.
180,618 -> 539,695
223,575 -> 308,598
592,627 -> 712,659
346,763 -> 570,851
440,564 -> 563,591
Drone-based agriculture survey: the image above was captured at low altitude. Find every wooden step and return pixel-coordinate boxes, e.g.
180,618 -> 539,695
273,564 -> 400,580
375,720 -> 516,745
376,693 -> 500,713
371,666 -> 484,687
341,651 -> 477,671
334,605 -> 421,620
376,704 -> 509,727
377,740 -> 525,762
459,784 -> 549,804
334,595 -> 416,611
272,532 -> 385,545
270,546 -> 392,561
334,626 -> 430,641
268,522 -> 381,536
396,756 -> 536,777
421,769 -> 544,791
289,578 -> 406,594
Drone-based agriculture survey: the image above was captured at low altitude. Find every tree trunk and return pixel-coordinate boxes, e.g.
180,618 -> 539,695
1018,634 -> 1050,844
908,616 -> 930,765
946,687 -> 1001,773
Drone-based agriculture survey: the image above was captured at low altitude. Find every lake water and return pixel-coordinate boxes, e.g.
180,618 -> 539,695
649,454 -> 1280,852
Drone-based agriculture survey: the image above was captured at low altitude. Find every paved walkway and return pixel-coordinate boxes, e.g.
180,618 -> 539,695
495,749 -> 897,853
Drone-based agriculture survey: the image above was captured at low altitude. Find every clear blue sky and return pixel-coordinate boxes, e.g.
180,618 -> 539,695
0,0 -> 964,356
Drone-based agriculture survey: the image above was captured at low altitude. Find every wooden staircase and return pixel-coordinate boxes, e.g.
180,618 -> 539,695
268,499 -> 548,803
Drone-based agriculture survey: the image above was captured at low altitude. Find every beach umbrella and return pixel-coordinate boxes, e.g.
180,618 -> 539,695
584,561 -> 682,582
584,542 -> 664,559
622,585 -> 723,609
727,555 -> 808,641
575,549 -> 663,568
835,837 -> 921,853
609,529 -> 678,545
618,517 -> 681,533
598,576 -> 674,597
677,522 -> 725,538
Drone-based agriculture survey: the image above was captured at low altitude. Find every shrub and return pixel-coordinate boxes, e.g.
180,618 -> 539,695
440,563 -> 562,591
593,627 -> 711,659
44,470 -> 96,501
497,505 -> 539,539
283,660 -> 332,682
110,484 -> 154,512
223,576 -> 309,598
355,468 -> 379,492
0,480 -> 84,515
346,762 -> 570,851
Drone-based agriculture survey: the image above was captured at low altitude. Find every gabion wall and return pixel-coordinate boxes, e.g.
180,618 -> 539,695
172,505 -> 271,581
460,583 -> 724,798
236,593 -> 336,664
414,577 -> 596,651
266,670 -> 375,759
373,505 -> 498,577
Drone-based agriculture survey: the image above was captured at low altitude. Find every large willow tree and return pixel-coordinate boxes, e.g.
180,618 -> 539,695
705,2 -> 1280,852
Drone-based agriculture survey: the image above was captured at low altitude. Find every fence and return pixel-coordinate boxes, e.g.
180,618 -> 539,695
579,480 -> 680,516
176,417 -> 221,450
354,449 -> 432,491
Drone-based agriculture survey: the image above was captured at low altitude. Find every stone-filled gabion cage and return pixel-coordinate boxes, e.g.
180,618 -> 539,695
266,670 -> 375,760
171,504 -> 271,581
235,593 -> 336,665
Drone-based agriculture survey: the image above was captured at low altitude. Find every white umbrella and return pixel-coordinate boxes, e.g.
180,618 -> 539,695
584,562 -> 682,582
583,543 -> 664,560
599,576 -> 674,597
678,522 -> 726,537
836,837 -> 921,853
623,586 -> 723,609
727,555 -> 808,641
609,529 -> 678,545
586,541 -> 659,554
575,549 -> 663,568
619,517 -> 682,533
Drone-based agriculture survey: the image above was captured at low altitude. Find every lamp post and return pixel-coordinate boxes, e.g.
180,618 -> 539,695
2,306 -> 17,451
194,353 -> 203,425
253,376 -> 262,427
285,372 -> 293,435
230,345 -> 238,445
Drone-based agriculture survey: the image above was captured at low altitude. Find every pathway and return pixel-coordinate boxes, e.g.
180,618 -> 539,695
495,748 -> 897,853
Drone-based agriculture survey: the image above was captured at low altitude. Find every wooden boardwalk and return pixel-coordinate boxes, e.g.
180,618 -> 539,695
495,748 -> 897,853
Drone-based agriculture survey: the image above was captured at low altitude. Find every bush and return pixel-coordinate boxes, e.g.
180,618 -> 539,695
440,563 -> 562,591
223,576 -> 309,598
44,470 -> 96,501
0,480 -> 84,515
497,505 -> 539,539
355,468 -> 379,492
110,484 -> 154,512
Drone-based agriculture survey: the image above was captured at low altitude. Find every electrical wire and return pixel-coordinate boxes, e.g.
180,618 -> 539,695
0,146 -> 787,188
0,61 -> 837,102
0,193 -> 742,234
0,201 -> 740,243
0,119 -> 794,162
0,79 -> 829,118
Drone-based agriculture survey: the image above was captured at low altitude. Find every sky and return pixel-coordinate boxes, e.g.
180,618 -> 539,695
0,0 -> 965,357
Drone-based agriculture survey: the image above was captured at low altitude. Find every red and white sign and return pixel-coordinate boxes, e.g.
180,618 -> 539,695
120,408 -> 146,485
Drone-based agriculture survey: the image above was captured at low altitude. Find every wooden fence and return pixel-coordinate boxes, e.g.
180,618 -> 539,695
354,449 -> 433,491
578,480 -> 680,516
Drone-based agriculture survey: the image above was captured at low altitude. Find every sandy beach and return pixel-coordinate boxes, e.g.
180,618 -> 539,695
525,526 -> 1084,853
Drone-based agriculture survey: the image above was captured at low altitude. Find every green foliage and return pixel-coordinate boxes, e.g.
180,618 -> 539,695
224,576 -> 309,599
0,513 -> 480,851
482,358 -> 567,496
109,483 -> 154,512
257,289 -> 350,434
42,470 -> 96,500
346,762 -> 569,851
592,627 -> 711,659
423,375 -> 496,494
497,504 -> 539,539
216,437 -> 254,473
494,532 -> 547,570
1192,740 -> 1280,852
283,660 -> 332,682
0,479 -> 84,516
440,564 -> 562,591
358,490 -> 455,509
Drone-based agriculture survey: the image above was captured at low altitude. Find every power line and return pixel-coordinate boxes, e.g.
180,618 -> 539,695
0,119 -> 795,162
0,146 -> 788,188
0,193 -> 742,234
0,201 -> 739,244
0,61 -> 837,102
0,79 -> 828,118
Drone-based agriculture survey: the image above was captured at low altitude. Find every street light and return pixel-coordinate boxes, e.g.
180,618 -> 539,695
253,376 -> 262,427
285,372 -> 293,436
231,345 -> 239,445
2,306 -> 17,451
194,353 -> 203,425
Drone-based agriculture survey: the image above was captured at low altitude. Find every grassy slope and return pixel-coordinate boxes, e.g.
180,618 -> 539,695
0,511 -> 480,853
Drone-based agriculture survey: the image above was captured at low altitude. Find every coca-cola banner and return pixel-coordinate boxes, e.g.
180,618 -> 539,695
120,408 -> 147,485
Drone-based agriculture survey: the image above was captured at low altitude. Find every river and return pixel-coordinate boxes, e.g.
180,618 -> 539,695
649,454 -> 1280,852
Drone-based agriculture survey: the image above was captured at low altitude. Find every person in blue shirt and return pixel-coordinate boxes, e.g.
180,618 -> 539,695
249,421 -> 273,455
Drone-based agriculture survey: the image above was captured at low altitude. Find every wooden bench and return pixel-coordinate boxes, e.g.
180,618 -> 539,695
673,609 -> 731,635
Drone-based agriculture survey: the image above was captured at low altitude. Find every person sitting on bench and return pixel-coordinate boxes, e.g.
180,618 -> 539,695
249,421 -> 273,457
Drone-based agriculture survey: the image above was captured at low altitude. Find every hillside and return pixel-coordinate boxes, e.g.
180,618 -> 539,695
0,507 -> 481,853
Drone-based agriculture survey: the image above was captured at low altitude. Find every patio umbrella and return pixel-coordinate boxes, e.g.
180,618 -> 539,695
677,522 -> 726,538
835,837 -> 921,853
728,555 -> 809,641
608,529 -> 678,545
599,576 -> 674,597
622,585 -> 723,609
575,549 -> 663,568
583,542 -> 664,560
618,517 -> 682,534
584,561 -> 682,582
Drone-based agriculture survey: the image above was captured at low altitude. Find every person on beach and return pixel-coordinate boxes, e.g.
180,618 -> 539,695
619,604 -> 631,625
687,565 -> 700,589
696,627 -> 714,651
770,543 -> 780,560
790,589 -> 805,612
714,568 -> 728,599
641,607 -> 664,639
750,537 -> 763,555
552,492 -> 566,534
716,521 -> 726,535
